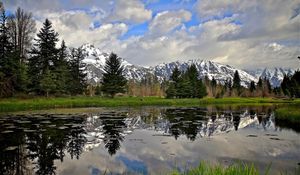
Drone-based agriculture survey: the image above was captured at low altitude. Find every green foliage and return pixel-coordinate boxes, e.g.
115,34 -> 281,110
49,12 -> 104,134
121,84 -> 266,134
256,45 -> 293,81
166,64 -> 206,98
232,70 -> 241,89
68,48 -> 87,95
101,53 -> 127,98
170,66 -> 181,82
28,19 -> 59,94
275,106 -> 300,123
53,40 -> 70,94
250,81 -> 256,92
169,162 -> 269,175
281,71 -> 300,98
0,5 -> 22,97
40,68 -> 56,97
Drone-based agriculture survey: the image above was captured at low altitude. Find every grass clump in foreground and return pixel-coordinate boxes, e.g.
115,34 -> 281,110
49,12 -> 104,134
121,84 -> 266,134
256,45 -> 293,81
275,106 -> 300,123
0,96 -> 298,112
169,161 -> 300,175
170,162 -> 264,175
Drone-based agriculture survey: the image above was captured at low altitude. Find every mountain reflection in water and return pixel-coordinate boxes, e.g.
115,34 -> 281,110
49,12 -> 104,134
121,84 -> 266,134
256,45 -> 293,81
0,106 -> 299,175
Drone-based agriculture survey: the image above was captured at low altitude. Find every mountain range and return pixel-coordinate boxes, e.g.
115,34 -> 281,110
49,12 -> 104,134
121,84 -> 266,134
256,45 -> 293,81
81,44 -> 295,87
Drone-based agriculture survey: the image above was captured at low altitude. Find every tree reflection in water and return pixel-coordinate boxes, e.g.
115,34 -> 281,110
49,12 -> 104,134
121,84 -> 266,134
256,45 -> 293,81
0,115 -> 87,175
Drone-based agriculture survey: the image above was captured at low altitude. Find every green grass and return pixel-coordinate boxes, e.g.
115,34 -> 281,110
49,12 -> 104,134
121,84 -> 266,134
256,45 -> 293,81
0,96 -> 298,112
275,106 -> 300,123
169,162 -> 299,175
170,162 -> 264,175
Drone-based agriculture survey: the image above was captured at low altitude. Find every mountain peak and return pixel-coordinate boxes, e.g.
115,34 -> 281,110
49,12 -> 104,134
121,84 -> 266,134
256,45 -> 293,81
247,67 -> 295,87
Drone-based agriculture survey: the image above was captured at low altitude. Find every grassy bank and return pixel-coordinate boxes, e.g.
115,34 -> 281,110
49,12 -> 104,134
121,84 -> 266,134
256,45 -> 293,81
0,96 -> 298,113
169,162 -> 299,175
275,107 -> 300,123
170,162 -> 263,175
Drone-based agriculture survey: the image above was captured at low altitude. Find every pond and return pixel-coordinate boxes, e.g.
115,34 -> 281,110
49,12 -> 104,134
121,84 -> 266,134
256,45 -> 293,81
0,106 -> 299,175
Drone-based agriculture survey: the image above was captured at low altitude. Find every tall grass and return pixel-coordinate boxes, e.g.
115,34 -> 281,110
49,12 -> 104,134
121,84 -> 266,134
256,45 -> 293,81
170,162 -> 267,175
0,96 -> 296,112
275,106 -> 300,122
169,161 -> 300,175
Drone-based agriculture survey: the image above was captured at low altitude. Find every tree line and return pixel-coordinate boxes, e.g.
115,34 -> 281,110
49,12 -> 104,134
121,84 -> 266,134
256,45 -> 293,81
0,4 -> 86,97
166,66 -> 300,99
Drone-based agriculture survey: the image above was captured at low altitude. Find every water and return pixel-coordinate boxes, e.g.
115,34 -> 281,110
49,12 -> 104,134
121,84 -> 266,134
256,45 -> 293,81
0,106 -> 299,175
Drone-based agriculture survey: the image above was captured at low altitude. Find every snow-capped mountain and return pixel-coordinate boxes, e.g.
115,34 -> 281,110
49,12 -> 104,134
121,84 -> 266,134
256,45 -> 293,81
152,60 -> 257,87
81,44 -> 150,84
81,44 -> 294,87
247,68 -> 295,87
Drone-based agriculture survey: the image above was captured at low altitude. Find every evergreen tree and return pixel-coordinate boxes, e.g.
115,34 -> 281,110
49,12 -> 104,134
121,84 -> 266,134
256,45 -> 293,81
101,53 -> 127,98
166,83 -> 176,98
281,71 -> 300,98
166,64 -> 206,98
0,4 -> 18,97
28,19 -> 59,94
291,71 -> 300,98
249,81 -> 256,92
257,77 -> 263,88
40,68 -> 56,97
232,70 -> 241,89
170,66 -> 181,82
226,78 -> 232,96
69,48 -> 87,95
211,77 -> 217,97
232,70 -> 241,95
166,66 -> 181,98
54,40 -> 69,94
186,64 -> 198,97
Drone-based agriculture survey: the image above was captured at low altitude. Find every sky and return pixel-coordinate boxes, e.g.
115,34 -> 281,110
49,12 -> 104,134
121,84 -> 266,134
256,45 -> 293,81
2,0 -> 300,69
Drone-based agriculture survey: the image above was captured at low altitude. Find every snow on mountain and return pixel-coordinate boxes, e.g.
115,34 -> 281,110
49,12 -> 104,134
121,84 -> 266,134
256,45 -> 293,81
152,59 -> 258,87
247,68 -> 295,87
81,44 -> 295,87
81,44 -> 150,84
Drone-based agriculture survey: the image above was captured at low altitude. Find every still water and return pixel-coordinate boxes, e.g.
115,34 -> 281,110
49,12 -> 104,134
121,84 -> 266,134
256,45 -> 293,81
0,106 -> 299,175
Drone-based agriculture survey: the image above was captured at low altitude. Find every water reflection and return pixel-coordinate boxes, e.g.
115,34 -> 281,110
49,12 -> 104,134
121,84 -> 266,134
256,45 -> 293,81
0,106 -> 299,174
83,106 -> 296,154
0,115 -> 87,175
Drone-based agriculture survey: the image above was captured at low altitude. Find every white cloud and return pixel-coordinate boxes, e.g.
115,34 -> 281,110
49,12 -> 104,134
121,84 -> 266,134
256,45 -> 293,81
3,0 -> 299,69
149,10 -> 191,36
35,11 -> 128,48
107,0 -> 152,23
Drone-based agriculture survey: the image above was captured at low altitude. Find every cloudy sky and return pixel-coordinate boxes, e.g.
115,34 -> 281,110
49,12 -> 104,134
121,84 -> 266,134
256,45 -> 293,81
3,0 -> 300,69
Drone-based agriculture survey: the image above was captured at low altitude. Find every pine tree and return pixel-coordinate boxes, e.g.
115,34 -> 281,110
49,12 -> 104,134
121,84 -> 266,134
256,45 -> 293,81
166,66 -> 181,98
40,68 -> 56,97
281,75 -> 291,97
28,19 -> 59,94
170,66 -> 181,82
166,83 -> 176,98
54,40 -> 69,94
232,70 -> 241,89
69,48 -> 87,95
211,77 -> 217,97
101,53 -> 127,98
167,64 -> 206,98
186,64 -> 199,98
249,81 -> 256,92
0,4 -> 18,97
232,70 -> 241,95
